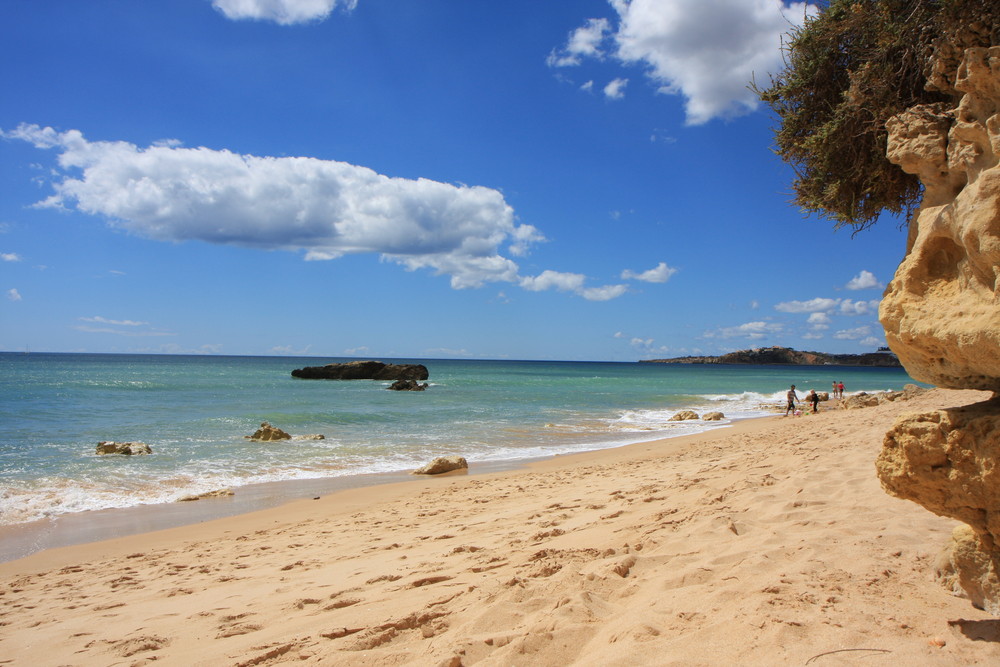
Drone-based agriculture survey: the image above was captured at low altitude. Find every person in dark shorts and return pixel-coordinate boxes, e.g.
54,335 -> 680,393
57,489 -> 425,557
808,389 -> 819,413
785,385 -> 799,416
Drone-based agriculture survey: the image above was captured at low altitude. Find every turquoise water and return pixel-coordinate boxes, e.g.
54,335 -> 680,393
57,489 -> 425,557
0,352 -> 923,525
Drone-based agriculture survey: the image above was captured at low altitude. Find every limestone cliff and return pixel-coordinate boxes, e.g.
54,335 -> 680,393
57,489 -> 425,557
880,46 -> 1000,392
877,45 -> 1000,614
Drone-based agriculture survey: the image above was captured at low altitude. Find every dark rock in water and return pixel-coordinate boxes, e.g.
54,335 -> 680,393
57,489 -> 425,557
96,441 -> 152,456
291,360 -> 429,381
388,379 -> 428,391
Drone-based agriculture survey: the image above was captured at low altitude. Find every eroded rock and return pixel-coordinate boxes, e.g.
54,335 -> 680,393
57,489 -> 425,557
881,46 -> 1000,392
702,412 -> 725,421
95,441 -> 152,456
668,410 -> 699,422
878,46 -> 1000,614
413,456 -> 468,475
245,422 -> 291,442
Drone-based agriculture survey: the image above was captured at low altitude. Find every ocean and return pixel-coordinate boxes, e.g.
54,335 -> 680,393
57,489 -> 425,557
0,352 -> 923,535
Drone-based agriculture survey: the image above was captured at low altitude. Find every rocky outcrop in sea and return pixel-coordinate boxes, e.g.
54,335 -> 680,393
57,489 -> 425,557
291,360 -> 429,381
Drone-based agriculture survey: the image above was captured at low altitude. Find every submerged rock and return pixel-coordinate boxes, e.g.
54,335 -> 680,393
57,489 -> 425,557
702,412 -> 725,421
95,441 -> 152,456
177,489 -> 235,502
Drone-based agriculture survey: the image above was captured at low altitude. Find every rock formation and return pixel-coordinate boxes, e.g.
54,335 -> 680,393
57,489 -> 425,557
245,422 -> 291,442
388,379 -> 429,391
702,411 -> 725,421
877,45 -> 1000,614
880,46 -> 1000,391
668,410 -> 699,422
412,456 -> 468,475
291,360 -> 429,381
95,441 -> 152,455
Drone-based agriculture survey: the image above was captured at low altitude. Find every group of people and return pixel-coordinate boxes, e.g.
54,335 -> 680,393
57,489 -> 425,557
784,380 -> 846,416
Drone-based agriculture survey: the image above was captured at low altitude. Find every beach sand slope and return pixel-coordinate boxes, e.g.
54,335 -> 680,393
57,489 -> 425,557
2,388 -> 999,666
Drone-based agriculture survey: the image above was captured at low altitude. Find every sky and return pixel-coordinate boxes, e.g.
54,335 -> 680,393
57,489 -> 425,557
0,0 -> 911,361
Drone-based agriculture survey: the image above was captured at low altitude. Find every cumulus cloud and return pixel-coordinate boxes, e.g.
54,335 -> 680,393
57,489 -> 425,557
551,0 -> 818,124
211,0 -> 356,25
839,299 -> 880,316
5,124 -> 560,292
603,78 -> 628,100
519,270 -> 625,301
547,18 -> 611,67
710,320 -> 783,340
621,261 -> 677,283
7,288 -> 21,301
845,270 -> 883,290
2,252 -> 21,262
774,297 -> 840,314
833,326 -> 872,341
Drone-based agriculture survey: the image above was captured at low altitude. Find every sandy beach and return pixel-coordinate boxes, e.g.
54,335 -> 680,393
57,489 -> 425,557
3,388 -> 999,666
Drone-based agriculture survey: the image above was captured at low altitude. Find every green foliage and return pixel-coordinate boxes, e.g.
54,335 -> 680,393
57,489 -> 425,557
758,0 -> 1000,230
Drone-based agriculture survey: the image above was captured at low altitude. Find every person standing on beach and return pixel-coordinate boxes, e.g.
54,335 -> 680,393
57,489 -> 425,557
832,381 -> 839,399
838,381 -> 845,399
785,385 -> 799,416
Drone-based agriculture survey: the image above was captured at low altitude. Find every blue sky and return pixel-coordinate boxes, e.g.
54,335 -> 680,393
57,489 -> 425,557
1,0 -> 907,361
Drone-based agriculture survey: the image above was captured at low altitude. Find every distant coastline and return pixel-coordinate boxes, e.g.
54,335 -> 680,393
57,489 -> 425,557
641,346 -> 901,367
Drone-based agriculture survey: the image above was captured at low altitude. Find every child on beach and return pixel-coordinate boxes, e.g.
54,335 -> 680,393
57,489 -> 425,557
808,389 -> 819,413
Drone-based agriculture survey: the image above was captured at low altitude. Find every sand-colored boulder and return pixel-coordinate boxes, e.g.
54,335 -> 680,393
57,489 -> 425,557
95,441 -> 152,456
668,410 -> 699,422
935,524 -> 1000,615
878,397 -> 1000,610
413,456 -> 468,475
880,46 -> 1000,392
878,398 -> 1000,544
246,422 -> 291,442
702,412 -> 725,421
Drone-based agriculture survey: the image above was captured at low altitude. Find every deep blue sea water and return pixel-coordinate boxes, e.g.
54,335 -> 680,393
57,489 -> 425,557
0,352 -> 923,526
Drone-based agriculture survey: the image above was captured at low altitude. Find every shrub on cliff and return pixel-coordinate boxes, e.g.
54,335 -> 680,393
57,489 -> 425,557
756,0 -> 1000,230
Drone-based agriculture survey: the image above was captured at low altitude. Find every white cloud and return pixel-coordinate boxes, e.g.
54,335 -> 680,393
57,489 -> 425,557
774,297 -> 839,314
7,288 -> 21,301
519,270 -> 627,301
807,312 -> 830,327
519,270 -> 586,293
621,261 -> 677,283
79,315 -> 149,327
603,77 -> 628,100
2,252 -> 21,262
74,325 -> 175,337
845,270 -> 883,290
271,344 -> 312,355
839,299 -> 880,316
553,0 -> 818,125
860,336 -> 884,347
343,346 -> 370,356
712,320 -> 783,339
7,124 -> 546,292
833,326 -> 872,341
581,284 -> 628,301
547,18 -> 611,67
211,0 -> 356,25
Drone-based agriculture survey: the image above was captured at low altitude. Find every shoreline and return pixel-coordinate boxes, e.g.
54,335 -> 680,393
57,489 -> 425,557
0,417 -> 761,564
4,388 -> 998,665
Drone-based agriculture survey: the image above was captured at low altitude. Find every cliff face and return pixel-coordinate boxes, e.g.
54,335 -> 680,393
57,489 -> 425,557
880,46 -> 1000,391
877,46 -> 1000,614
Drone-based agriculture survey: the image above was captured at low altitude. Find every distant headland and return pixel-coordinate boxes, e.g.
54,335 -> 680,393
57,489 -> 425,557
641,346 -> 901,367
